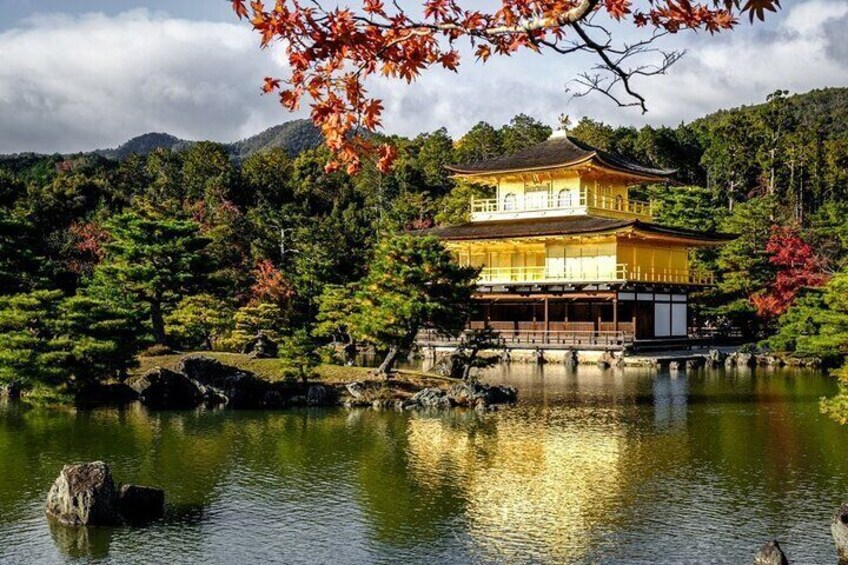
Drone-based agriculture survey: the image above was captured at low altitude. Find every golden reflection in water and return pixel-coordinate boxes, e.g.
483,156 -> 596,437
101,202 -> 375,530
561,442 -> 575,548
405,410 -> 629,562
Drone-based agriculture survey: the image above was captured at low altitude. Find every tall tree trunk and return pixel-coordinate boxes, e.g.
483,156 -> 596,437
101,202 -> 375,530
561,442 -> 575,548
150,297 -> 166,345
376,346 -> 399,377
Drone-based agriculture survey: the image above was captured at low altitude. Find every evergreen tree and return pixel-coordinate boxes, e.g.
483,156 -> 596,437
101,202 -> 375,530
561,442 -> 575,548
348,235 -> 478,375
0,291 -> 140,392
501,114 -> 552,155
166,294 -> 235,350
279,329 -> 319,383
454,122 -> 503,164
91,212 -> 210,344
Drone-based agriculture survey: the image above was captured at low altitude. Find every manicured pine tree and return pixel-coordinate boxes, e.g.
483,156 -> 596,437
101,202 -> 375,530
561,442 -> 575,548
91,212 -> 210,344
165,294 -> 235,351
348,234 -> 479,376
0,290 -> 67,388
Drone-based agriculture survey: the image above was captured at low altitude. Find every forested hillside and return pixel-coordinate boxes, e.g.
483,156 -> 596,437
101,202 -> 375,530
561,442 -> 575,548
0,119 -> 323,164
1,87 -> 848,402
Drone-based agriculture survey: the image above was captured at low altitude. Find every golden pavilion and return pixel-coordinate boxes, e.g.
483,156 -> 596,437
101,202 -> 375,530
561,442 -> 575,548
425,130 -> 731,350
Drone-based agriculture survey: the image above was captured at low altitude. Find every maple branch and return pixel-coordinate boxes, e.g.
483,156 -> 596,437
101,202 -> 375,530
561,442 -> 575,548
565,22 -> 682,113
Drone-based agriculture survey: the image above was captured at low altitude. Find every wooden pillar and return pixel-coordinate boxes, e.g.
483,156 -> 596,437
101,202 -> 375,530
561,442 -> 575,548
613,297 -> 619,332
486,301 -> 492,327
632,303 -> 638,339
544,298 -> 550,340
596,303 -> 602,333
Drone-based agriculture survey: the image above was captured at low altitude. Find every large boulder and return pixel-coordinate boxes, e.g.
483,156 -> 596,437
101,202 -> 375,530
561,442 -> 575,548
45,462 -> 165,527
754,540 -> 789,565
177,356 -> 270,408
45,462 -> 122,526
832,503 -> 848,562
127,368 -> 204,409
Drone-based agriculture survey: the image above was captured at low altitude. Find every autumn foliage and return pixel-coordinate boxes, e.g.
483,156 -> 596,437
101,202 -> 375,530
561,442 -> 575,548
751,225 -> 828,318
250,259 -> 295,305
66,222 -> 108,276
233,0 -> 779,172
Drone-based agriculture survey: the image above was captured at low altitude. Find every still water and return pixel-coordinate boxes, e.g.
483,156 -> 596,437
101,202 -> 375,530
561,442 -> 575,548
1,365 -> 847,564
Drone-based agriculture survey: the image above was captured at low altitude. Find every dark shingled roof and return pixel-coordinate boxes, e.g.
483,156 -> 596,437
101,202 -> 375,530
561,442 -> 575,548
446,135 -> 675,179
424,216 -> 733,243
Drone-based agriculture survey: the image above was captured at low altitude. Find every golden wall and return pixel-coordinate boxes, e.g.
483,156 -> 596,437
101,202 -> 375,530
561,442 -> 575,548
492,173 -> 628,207
450,235 -> 692,281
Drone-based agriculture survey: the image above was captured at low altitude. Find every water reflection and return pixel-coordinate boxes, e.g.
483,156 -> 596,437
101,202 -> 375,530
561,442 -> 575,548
0,366 -> 846,564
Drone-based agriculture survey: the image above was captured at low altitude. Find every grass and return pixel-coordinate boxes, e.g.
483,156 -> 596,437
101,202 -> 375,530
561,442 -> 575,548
134,351 -> 452,388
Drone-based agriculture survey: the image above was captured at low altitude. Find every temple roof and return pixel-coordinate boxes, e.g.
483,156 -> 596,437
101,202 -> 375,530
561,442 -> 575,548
423,216 -> 733,244
446,133 -> 675,180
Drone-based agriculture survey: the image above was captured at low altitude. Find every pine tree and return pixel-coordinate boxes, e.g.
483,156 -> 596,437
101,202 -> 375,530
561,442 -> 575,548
348,235 -> 478,375
91,212 -> 210,344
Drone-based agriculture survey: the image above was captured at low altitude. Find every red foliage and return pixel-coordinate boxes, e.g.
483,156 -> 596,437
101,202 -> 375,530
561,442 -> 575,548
250,260 -> 295,305
67,222 -> 109,276
232,0 -> 776,171
751,225 -> 829,318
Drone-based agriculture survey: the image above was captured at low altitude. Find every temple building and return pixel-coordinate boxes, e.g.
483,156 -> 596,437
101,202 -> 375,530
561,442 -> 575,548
425,130 -> 732,351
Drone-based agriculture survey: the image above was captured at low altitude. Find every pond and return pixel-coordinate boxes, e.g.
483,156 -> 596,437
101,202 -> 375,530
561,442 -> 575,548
1,365 -> 847,564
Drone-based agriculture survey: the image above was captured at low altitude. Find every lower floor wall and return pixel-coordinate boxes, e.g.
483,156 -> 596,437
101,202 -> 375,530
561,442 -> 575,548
472,290 -> 690,341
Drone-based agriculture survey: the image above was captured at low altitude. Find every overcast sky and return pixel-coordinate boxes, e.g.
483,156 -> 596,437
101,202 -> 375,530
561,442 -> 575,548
0,0 -> 846,153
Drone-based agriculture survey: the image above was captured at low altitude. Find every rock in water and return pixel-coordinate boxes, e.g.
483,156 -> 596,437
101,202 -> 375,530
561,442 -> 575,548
46,462 -> 165,527
707,349 -> 726,367
410,387 -> 452,409
446,382 -> 517,407
117,485 -> 165,524
832,503 -> 848,562
45,462 -> 122,526
754,540 -> 789,564
177,355 -> 270,408
127,367 -> 204,409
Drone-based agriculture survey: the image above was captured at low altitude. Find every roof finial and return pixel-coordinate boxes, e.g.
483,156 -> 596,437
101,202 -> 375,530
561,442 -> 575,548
550,114 -> 571,139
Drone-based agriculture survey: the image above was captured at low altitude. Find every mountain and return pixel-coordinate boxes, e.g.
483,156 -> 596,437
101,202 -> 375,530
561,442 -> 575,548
90,119 -> 322,161
227,121 -> 323,160
692,87 -> 848,137
96,132 -> 188,160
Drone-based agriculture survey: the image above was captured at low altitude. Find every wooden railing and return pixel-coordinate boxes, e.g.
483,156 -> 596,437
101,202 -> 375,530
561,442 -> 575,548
477,264 -> 713,285
470,188 -> 652,220
418,328 -> 633,348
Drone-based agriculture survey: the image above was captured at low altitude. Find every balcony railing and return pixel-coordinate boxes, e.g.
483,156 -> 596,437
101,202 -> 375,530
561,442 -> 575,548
476,264 -> 713,285
470,188 -> 652,220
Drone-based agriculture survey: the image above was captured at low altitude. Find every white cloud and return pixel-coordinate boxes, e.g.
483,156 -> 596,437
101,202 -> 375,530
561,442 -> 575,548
370,0 -> 848,136
0,9 -> 297,153
0,2 -> 846,153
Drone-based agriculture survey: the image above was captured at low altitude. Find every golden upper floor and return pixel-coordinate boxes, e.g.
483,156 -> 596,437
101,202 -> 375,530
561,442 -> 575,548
447,131 -> 674,223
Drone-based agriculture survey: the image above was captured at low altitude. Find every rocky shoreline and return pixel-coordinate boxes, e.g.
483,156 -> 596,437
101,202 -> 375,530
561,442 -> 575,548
72,355 -> 519,412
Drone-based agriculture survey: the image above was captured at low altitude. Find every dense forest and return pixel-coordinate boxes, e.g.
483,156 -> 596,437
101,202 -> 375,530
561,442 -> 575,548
2,87 -> 848,403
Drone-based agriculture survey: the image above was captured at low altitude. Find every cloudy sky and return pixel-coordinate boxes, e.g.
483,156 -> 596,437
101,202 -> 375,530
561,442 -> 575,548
0,0 -> 846,153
